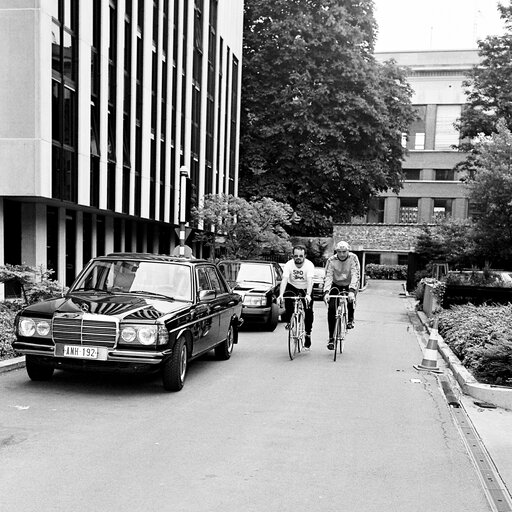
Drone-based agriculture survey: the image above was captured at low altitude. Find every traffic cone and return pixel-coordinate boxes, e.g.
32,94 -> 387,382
414,318 -> 443,373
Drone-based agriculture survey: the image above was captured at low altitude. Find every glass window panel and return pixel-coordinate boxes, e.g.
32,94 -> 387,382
435,105 -> 461,150
414,133 -> 425,150
49,0 -> 59,20
435,169 -> 455,181
63,86 -> 75,147
406,105 -> 426,151
403,169 -> 421,180
52,80 -> 61,143
399,198 -> 418,223
62,31 -> 75,82
64,0 -> 72,27
52,22 -> 61,73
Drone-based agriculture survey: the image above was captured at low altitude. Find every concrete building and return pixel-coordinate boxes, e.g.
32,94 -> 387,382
334,49 -> 479,267
0,0 -> 243,288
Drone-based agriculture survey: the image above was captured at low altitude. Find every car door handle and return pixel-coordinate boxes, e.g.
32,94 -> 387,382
213,305 -> 222,311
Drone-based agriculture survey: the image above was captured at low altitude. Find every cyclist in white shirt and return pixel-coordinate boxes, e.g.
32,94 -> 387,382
278,245 -> 315,348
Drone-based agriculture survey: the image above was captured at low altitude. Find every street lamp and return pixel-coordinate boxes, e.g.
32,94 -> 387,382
178,166 -> 189,257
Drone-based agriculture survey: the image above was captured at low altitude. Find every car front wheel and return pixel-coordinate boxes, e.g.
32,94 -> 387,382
26,355 -> 55,381
162,337 -> 188,391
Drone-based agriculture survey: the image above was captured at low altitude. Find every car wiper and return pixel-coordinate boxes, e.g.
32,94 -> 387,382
128,290 -> 175,301
71,287 -> 113,294
236,280 -> 272,285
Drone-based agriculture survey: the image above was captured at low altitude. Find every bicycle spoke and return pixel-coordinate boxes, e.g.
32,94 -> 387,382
288,316 -> 299,360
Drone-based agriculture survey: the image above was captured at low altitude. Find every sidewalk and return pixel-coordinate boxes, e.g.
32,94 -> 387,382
407,296 -> 512,504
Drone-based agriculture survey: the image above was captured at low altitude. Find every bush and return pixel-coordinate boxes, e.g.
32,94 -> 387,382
438,304 -> 512,386
365,264 -> 407,280
0,264 -> 67,361
0,306 -> 19,360
413,278 -> 446,312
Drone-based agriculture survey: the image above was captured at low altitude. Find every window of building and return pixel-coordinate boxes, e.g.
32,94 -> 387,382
367,197 -> 385,223
65,210 -> 76,286
435,105 -> 461,150
434,169 -> 455,181
365,254 -> 381,265
433,199 -> 453,220
229,54 -> 239,195
399,198 -> 418,223
397,254 -> 409,266
51,0 -> 78,202
406,105 -> 426,150
403,169 -> 421,180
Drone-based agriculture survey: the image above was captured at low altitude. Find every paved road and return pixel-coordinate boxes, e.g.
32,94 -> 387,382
0,280 -> 492,511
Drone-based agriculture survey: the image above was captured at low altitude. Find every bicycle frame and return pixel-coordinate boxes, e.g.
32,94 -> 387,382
328,291 -> 349,361
284,294 -> 307,360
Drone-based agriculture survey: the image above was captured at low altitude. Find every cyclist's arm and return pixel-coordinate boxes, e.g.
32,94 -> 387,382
324,259 -> 333,293
349,254 -> 360,292
279,273 -> 289,300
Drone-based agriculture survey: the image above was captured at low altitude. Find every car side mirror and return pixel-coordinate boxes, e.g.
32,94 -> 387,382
198,289 -> 216,301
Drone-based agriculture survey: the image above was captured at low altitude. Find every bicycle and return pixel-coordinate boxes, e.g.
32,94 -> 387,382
283,292 -> 307,360
328,288 -> 349,361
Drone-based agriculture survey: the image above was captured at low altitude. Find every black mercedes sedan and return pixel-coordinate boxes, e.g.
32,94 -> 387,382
217,260 -> 284,331
13,253 -> 243,391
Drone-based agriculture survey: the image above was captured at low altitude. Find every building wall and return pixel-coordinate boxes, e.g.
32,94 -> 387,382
346,50 -> 478,267
0,0 -> 243,289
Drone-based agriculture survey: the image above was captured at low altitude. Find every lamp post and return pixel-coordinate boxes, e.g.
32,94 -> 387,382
178,166 -> 189,257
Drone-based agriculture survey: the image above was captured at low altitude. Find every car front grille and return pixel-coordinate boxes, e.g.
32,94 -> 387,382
52,315 -> 118,347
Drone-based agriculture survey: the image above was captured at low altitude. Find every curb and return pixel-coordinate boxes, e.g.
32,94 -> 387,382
417,310 -> 512,411
0,355 -> 25,374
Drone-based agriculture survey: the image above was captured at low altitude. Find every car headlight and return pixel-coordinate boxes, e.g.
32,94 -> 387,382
18,318 -> 52,338
138,327 -> 157,346
243,295 -> 267,307
119,325 -> 168,346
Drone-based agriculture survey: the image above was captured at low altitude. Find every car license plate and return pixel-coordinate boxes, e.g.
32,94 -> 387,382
63,345 -> 98,359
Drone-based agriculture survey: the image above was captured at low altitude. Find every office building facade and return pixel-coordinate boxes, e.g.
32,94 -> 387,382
334,50 -> 479,267
0,0 -> 243,287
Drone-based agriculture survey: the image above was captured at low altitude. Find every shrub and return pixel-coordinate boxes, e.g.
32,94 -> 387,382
413,278 -> 445,312
438,304 -> 512,385
0,305 -> 20,360
365,264 -> 407,280
0,264 -> 67,361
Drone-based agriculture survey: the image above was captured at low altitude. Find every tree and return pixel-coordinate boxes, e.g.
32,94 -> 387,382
240,0 -> 415,235
458,3 -> 512,140
192,194 -> 293,259
415,218 -> 477,270
465,120 -> 512,266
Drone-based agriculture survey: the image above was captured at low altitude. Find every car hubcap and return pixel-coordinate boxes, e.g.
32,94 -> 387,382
180,344 -> 187,382
227,326 -> 234,352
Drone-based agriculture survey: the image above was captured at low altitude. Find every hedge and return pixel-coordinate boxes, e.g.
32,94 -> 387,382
437,304 -> 512,386
365,264 -> 407,280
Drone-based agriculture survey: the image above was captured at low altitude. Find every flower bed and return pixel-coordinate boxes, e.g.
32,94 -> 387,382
438,304 -> 512,386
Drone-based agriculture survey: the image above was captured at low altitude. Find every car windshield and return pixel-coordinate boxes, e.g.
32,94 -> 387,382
71,260 -> 192,301
219,262 -> 273,285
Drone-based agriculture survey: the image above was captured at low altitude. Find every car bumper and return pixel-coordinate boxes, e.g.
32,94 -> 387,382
241,305 -> 272,323
13,341 -> 168,366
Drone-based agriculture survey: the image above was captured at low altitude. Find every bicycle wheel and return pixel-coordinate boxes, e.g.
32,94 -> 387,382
333,316 -> 340,362
288,315 -> 299,360
297,304 -> 306,352
339,303 -> 348,354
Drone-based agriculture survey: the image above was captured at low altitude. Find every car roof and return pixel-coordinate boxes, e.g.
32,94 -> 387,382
99,252 -> 209,265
